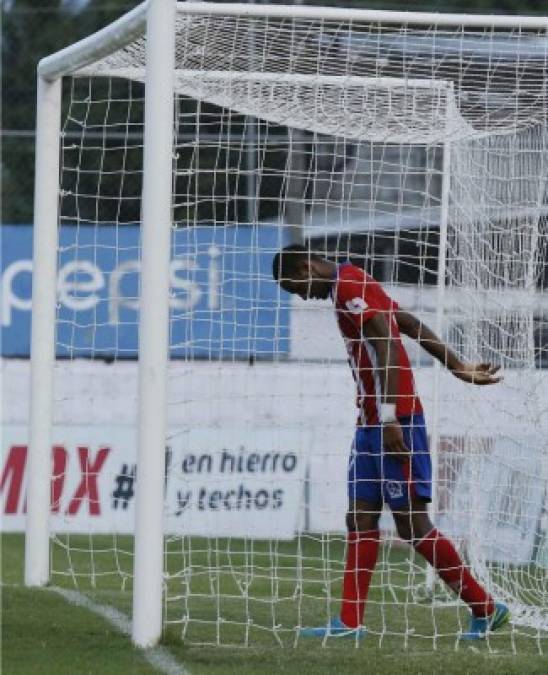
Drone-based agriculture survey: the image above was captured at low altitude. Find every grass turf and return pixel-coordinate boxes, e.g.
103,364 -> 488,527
2,533 -> 547,675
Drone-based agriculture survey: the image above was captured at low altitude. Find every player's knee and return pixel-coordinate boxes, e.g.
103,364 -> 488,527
393,517 -> 412,542
392,510 -> 416,542
346,508 -> 380,533
392,508 -> 433,543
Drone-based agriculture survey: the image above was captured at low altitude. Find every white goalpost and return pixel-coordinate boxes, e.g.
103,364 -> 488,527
26,0 -> 547,650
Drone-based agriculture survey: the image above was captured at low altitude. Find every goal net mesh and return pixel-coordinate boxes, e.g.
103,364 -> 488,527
48,6 -> 547,648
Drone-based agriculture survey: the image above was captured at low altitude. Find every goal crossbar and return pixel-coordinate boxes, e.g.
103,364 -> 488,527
38,1 -> 548,82
174,2 -> 548,28
38,1 -> 147,81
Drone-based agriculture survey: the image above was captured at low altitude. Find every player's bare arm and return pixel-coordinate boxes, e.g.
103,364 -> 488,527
395,309 -> 502,386
362,313 -> 409,461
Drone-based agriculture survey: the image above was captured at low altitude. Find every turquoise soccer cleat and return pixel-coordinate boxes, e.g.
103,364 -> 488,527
299,616 -> 366,639
460,602 -> 510,640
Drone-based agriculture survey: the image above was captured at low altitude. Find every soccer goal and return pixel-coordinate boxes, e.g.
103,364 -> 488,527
26,0 -> 547,650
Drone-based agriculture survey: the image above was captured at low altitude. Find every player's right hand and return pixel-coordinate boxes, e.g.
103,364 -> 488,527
382,421 -> 410,463
452,362 -> 502,385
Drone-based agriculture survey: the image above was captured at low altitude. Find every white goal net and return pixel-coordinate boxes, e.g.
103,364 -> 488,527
29,2 -> 547,651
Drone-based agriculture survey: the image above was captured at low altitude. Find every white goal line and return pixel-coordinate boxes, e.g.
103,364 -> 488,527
50,586 -> 189,675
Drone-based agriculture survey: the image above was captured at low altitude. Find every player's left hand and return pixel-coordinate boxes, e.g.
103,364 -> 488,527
452,362 -> 502,386
382,421 -> 410,463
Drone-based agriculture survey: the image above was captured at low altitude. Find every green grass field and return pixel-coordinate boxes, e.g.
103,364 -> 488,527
3,533 -> 547,675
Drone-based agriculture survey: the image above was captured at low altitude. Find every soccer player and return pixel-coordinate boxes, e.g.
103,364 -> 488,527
272,244 -> 510,640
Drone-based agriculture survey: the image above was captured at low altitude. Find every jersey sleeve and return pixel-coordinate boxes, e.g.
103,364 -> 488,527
336,270 -> 398,330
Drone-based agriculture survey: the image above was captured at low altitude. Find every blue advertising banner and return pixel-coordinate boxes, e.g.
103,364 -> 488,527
1,224 -> 289,359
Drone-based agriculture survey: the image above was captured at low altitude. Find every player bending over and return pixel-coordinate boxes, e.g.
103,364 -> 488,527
272,244 -> 510,640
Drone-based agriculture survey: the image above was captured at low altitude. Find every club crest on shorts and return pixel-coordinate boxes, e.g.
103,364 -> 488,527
345,297 -> 368,314
386,480 -> 404,499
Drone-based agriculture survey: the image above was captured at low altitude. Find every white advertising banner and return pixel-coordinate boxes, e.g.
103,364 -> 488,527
2,359 -> 547,564
1,424 -> 307,538
164,428 -> 307,538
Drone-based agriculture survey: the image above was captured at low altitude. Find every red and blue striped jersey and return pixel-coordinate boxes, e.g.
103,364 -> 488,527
332,263 -> 423,426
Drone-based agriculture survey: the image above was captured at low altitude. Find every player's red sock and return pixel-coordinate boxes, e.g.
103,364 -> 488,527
340,529 -> 380,628
414,528 -> 494,617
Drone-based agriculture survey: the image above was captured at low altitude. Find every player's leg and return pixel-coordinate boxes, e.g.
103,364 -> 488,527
300,427 -> 382,638
384,415 -> 508,638
391,497 -> 508,638
392,496 -> 495,617
340,498 -> 382,629
339,425 -> 383,630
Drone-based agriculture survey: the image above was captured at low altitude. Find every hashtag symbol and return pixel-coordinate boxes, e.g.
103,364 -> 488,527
112,464 -> 136,509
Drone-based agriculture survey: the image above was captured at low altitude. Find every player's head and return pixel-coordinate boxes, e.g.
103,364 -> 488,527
272,244 -> 335,300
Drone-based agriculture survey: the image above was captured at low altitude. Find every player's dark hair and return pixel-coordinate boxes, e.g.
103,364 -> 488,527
272,244 -> 319,282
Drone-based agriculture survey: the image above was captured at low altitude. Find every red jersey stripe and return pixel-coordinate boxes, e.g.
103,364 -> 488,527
333,263 -> 423,426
